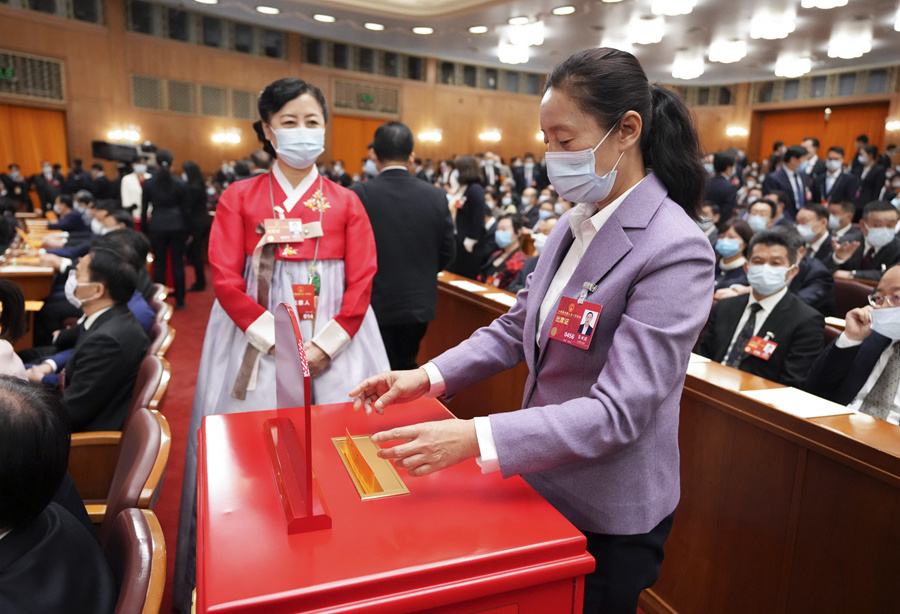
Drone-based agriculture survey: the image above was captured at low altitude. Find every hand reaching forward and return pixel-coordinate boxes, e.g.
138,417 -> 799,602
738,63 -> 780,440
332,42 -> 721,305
372,419 -> 479,477
349,368 -> 430,414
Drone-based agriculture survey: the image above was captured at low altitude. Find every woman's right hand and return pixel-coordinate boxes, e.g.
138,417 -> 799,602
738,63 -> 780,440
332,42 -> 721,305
349,369 -> 430,415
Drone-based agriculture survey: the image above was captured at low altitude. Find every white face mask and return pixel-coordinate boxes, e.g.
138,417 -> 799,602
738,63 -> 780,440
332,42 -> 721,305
270,127 -> 325,170
64,270 -> 97,309
545,123 -> 624,205
532,233 -> 548,252
133,164 -> 147,175
91,218 -> 110,236
871,306 -> 900,340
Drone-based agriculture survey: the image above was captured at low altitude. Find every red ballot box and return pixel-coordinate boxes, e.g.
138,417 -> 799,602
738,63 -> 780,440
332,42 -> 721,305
196,397 -> 594,613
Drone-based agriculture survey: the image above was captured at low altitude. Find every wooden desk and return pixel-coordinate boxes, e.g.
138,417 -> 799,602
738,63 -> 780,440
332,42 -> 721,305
417,271 -> 528,419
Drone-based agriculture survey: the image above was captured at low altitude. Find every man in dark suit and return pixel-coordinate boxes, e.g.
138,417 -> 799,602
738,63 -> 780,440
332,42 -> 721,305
90,163 -> 115,200
705,150 -> 739,222
47,194 -> 90,236
827,200 -> 864,245
855,145 -> 886,208
350,122 -> 456,370
30,160 -> 64,213
578,311 -> 596,336
331,159 -> 352,187
0,375 -> 117,613
480,152 -> 502,189
762,145 -> 809,220
59,238 -> 150,431
830,200 -> 900,282
806,264 -> 900,423
698,228 -> 824,386
795,203 -> 832,265
64,158 -> 92,195
810,146 -> 858,206
802,137 -> 827,178
512,153 -> 548,194
849,134 -> 869,178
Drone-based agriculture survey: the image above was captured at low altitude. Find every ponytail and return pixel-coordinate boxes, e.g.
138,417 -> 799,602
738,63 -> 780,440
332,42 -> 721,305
644,85 -> 705,219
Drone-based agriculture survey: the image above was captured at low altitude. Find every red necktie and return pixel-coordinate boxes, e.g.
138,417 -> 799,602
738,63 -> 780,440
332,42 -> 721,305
862,247 -> 875,270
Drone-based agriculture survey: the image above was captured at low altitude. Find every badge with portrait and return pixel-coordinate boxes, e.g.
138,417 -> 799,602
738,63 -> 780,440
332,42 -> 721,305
548,297 -> 603,350
743,335 -> 778,360
263,219 -> 306,244
292,284 -> 317,321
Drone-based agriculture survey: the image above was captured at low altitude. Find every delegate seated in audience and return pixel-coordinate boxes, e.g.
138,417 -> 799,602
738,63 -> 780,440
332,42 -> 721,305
747,198 -> 777,232
698,228 -> 824,387
0,281 -> 27,379
796,203 -> 833,264
783,227 -> 836,317
477,214 -> 528,291
699,202 -> 720,247
810,146 -> 858,206
765,191 -> 793,227
827,200 -> 863,245
47,194 -> 89,238
830,200 -> 900,281
519,187 -> 540,228
713,220 -> 753,295
508,216 -> 558,294
0,375 -> 117,613
52,237 -> 150,432
806,264 -> 900,424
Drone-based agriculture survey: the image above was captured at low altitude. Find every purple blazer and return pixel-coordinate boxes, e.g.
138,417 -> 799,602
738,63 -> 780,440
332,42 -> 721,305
432,173 -> 715,535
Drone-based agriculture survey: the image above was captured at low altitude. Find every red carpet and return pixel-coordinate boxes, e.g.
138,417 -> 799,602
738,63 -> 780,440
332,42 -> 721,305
152,268 -> 213,613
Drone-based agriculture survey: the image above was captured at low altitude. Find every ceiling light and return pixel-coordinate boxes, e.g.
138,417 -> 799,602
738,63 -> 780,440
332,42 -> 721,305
498,42 -> 529,64
602,0 -> 624,3
364,22 -> 384,31
508,16 -> 530,26
726,126 -> 749,137
652,0 -> 695,16
672,50 -> 703,80
419,130 -> 442,142
628,15 -> 664,45
708,40 -> 747,63
194,0 -> 218,4
827,20 -> 873,59
469,25 -> 488,34
774,53 -> 811,77
412,27 -> 434,35
749,11 -> 795,39
800,0 -> 847,8
552,5 -> 576,16
479,130 -> 502,142
313,14 -> 334,22
509,21 -> 544,46
256,5 -> 279,14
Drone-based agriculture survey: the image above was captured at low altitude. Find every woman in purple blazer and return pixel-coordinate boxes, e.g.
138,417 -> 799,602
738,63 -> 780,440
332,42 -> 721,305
352,48 -> 715,613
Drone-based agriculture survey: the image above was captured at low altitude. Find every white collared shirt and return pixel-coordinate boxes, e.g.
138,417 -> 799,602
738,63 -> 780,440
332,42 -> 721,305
837,333 -> 900,425
271,161 -> 318,216
808,231 -> 829,257
722,286 -> 788,362
380,165 -> 410,173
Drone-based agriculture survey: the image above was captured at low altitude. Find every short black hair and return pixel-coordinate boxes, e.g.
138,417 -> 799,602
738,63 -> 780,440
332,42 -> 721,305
75,190 -> 94,205
773,141 -> 784,152
765,190 -> 790,208
784,145 -> 807,163
91,162 -> 103,171
803,137 -> 820,149
827,146 -> 845,158
499,213 -> 523,233
0,376 -> 70,530
0,280 -> 26,343
100,229 -> 149,273
863,200 -> 899,220
56,194 -> 73,209
799,203 -> 828,221
831,200 -> 856,218
373,121 -> 414,162
713,150 -> 736,173
748,226 -> 799,264
751,198 -> 778,219
87,235 -> 138,304
92,199 -> 120,215
857,134 -> 869,144
701,201 -> 720,216
111,209 -> 135,228
863,145 -> 879,158
250,150 -> 271,170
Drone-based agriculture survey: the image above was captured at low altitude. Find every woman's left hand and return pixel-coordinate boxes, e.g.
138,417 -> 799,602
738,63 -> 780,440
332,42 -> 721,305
372,419 -> 479,477
303,341 -> 331,377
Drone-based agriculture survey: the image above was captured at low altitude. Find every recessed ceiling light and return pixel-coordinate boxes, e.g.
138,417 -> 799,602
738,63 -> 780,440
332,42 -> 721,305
552,6 -> 576,15
469,25 -> 488,34
412,26 -> 433,35
256,5 -> 279,14
365,22 -> 384,31
194,0 -> 218,4
508,16 -> 530,26
313,14 -> 335,23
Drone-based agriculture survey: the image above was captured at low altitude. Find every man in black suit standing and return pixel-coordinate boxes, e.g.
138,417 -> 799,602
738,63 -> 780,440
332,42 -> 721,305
350,122 -> 456,370
849,134 -> 869,178
762,145 -> 809,221
512,152 -> 548,195
698,228 -> 824,387
705,150 -> 739,223
802,137 -> 827,178
59,237 -> 150,432
31,160 -> 64,213
810,146 -> 857,206
0,376 -> 117,613
831,200 -> 900,282
806,264 -> 900,424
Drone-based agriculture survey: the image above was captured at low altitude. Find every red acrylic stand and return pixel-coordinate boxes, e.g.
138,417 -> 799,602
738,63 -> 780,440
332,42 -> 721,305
264,302 -> 330,534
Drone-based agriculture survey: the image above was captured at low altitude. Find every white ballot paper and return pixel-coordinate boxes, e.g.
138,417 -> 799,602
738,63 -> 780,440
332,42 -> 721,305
741,387 -> 855,419
483,293 -> 517,307
449,280 -> 488,293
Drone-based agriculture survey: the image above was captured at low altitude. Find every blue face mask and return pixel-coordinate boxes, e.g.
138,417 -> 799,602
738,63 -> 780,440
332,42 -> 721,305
796,224 -> 816,243
362,159 -> 378,176
798,161 -> 809,174
748,215 -> 768,233
554,203 -> 564,216
828,214 -> 842,230
715,238 -> 742,258
866,226 -> 895,249
703,163 -> 714,174
538,209 -> 553,221
544,123 -> 623,205
747,264 -> 792,296
495,229 -> 513,249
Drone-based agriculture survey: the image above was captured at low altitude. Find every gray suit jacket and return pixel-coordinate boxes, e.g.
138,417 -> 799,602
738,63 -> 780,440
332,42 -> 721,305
431,173 -> 715,535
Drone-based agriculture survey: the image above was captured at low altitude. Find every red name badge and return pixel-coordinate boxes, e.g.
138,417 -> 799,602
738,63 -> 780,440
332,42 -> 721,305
548,297 -> 602,350
263,218 -> 305,244
292,284 -> 317,320
744,336 -> 778,360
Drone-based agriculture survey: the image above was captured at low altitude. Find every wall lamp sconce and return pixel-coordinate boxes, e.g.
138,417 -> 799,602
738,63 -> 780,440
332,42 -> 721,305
725,126 -> 749,137
212,129 -> 242,144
